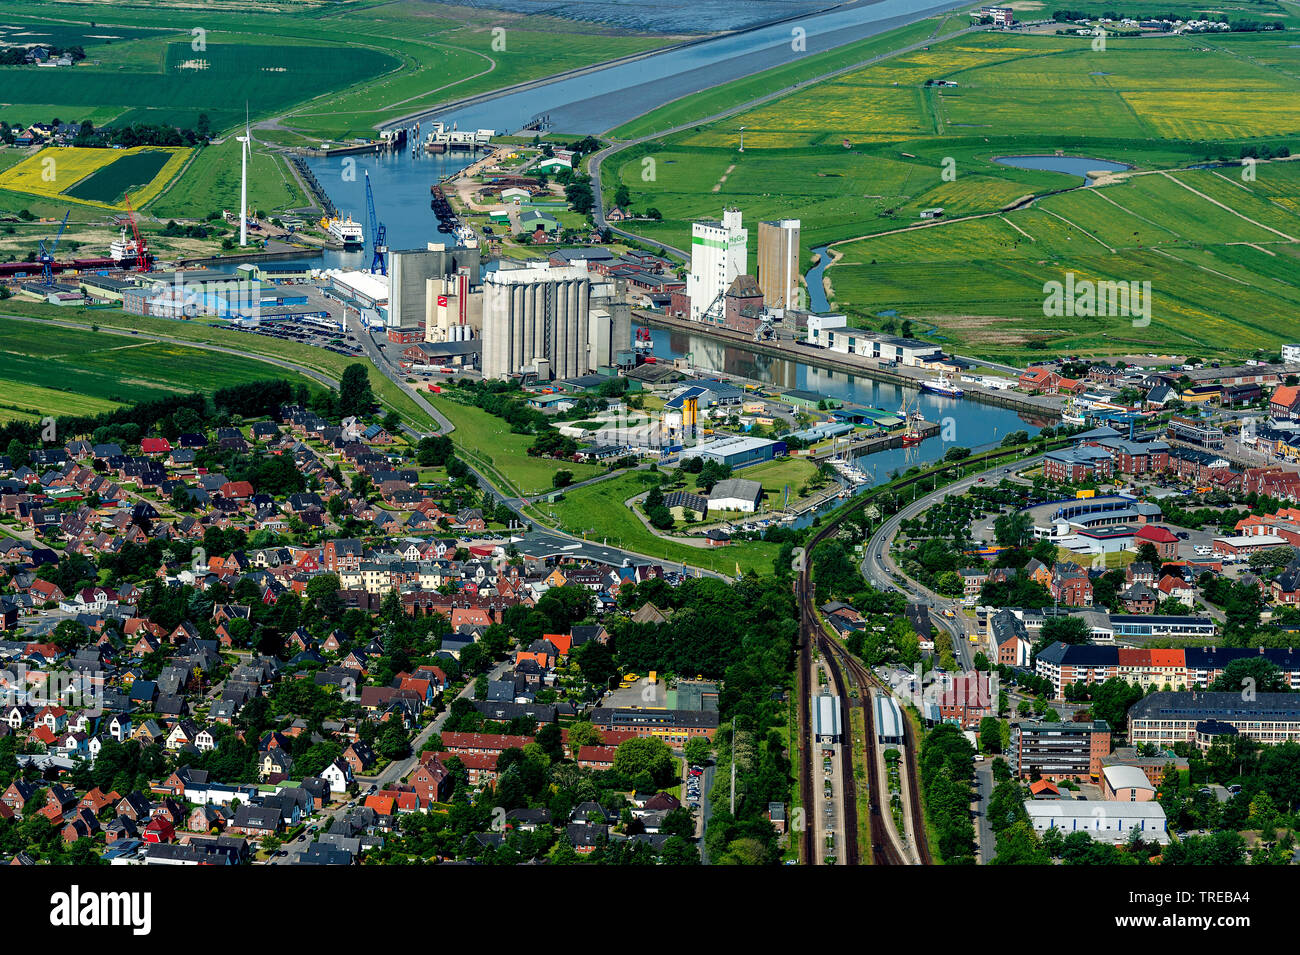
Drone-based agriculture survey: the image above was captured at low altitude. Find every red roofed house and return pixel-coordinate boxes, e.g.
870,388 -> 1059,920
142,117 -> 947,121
456,752 -> 500,786
576,745 -> 617,770
142,816 -> 176,844
219,480 -> 254,500
411,754 -> 453,806
440,732 -> 533,756
1019,367 -> 1053,393
1134,524 -> 1179,561
140,437 -> 172,455
1271,385 -> 1300,420
449,607 -> 492,630
29,580 -> 64,604
1157,574 -> 1195,607
363,793 -> 396,828
544,632 -> 573,657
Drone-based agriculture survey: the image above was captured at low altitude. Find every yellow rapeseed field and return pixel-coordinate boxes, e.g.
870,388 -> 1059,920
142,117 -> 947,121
0,145 -> 190,209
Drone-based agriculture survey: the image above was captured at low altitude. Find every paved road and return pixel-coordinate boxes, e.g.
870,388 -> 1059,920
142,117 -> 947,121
270,661 -> 510,864
860,454 -> 1045,671
856,454 -> 1045,866
588,23 -> 984,251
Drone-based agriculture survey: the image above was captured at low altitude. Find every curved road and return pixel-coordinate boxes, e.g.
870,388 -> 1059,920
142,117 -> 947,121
860,453 -> 1045,671
588,22 -> 983,253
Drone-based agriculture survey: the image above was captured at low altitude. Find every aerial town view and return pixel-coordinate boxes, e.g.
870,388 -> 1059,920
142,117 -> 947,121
0,0 -> 1293,924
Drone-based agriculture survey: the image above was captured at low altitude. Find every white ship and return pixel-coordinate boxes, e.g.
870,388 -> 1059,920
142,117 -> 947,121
321,214 -> 364,247
110,226 -> 141,264
919,369 -> 964,398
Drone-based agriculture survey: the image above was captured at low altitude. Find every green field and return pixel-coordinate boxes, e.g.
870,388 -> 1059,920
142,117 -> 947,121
0,300 -> 433,431
0,380 -> 123,424
63,149 -> 174,202
423,392 -> 603,497
543,470 -> 780,576
0,42 -> 400,139
147,137 -> 307,220
0,314 -> 323,408
609,18 -> 1300,363
0,0 -> 670,226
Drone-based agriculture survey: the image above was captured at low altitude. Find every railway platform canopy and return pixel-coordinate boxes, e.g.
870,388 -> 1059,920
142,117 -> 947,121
814,694 -> 842,743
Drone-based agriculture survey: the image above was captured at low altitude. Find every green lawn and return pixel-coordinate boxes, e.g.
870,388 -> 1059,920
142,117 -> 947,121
542,470 -> 780,576
0,314 -> 323,407
424,393 -> 603,497
739,457 -> 822,502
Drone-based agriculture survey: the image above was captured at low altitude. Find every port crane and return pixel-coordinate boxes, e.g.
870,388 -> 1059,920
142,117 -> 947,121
365,170 -> 387,275
123,193 -> 150,272
38,210 -> 70,285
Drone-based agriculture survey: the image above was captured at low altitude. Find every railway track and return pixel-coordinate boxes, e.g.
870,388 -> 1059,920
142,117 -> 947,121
799,522 -> 908,865
797,611 -> 815,864
794,446 -> 1023,864
793,440 -> 1068,865
819,635 -> 903,865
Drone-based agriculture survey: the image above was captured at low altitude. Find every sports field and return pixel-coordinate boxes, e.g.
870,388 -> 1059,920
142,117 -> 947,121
609,16 -> 1300,363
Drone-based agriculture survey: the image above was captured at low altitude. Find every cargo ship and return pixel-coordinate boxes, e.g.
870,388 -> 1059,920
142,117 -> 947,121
919,370 -> 964,398
109,226 -> 143,265
321,214 -> 364,247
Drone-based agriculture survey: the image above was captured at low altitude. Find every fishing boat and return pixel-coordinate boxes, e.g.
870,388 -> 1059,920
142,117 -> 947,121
919,369 -> 964,398
899,391 -> 925,445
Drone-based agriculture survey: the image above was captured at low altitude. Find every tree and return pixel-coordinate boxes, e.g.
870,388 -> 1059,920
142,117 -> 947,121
574,640 -> 617,688
1033,615 -> 1090,660
536,584 -> 593,632
1134,541 -> 1162,568
993,511 -> 1033,547
417,435 -> 453,467
552,469 -> 573,489
613,737 -> 674,786
684,736 -> 712,765
566,721 -> 603,749
1210,657 -> 1288,694
376,721 -> 410,760
979,716 -> 1003,755
992,820 -> 1049,865
338,363 -> 374,419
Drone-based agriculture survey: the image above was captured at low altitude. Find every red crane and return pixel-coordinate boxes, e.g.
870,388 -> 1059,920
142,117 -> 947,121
123,192 -> 150,272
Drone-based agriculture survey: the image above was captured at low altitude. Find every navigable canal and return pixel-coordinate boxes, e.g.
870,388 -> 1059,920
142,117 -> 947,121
253,0 -> 1040,483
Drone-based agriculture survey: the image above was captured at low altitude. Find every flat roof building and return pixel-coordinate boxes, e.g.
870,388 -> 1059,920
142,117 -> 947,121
1024,800 -> 1168,844
1128,691 -> 1300,748
1010,719 -> 1111,781
680,435 -> 782,469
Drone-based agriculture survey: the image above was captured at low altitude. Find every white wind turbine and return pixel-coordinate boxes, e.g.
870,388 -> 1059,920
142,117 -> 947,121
237,105 -> 250,247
